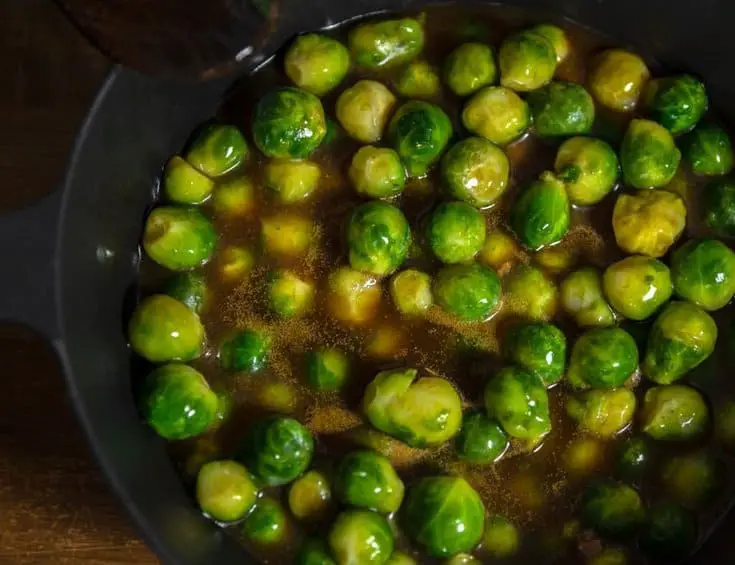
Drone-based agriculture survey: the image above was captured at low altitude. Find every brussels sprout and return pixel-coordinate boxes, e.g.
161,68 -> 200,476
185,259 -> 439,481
296,539 -> 338,565
581,481 -> 644,538
612,189 -> 686,257
264,159 -> 320,204
445,554 -> 480,565
163,272 -> 208,314
349,18 -> 424,69
289,469 -> 332,521
212,176 -> 255,218
671,238 -> 735,310
716,401 -> 735,447
504,322 -> 566,385
462,86 -> 531,146
253,87 -> 327,158
140,363 -> 219,440
620,119 -> 681,189
588,49 -> 650,112
530,24 -> 569,63
561,267 -> 617,328
336,80 -> 397,143
504,264 -> 559,321
535,246 -> 575,274
567,388 -> 636,438
129,294 -> 204,363
587,548 -> 627,565
402,476 -> 485,558
143,206 -> 216,271
219,329 -> 270,373
643,301 -> 717,384
564,436 -> 604,477
257,381 -> 297,414
479,229 -> 519,269
703,178 -> 735,236
349,146 -> 406,199
567,327 -> 638,389
433,263 -> 502,321
335,450 -> 404,513
261,213 -> 314,258
306,348 -> 349,391
347,201 -> 410,276
386,552 -> 417,565
395,60 -> 441,98
602,256 -> 673,320
196,460 -> 258,522
455,409 -> 509,463
662,451 -> 721,509
644,75 -> 707,134
327,266 -> 382,324
388,101 -> 452,178
363,368 -> 462,447
639,503 -> 697,560
444,43 -> 496,97
554,137 -> 619,205
284,34 -> 350,96
329,509 -> 394,565
268,269 -> 315,318
389,269 -> 432,316
427,202 -> 486,264
683,123 -> 734,176
239,416 -> 314,486
498,29 -> 556,92
641,384 -> 709,441
185,124 -> 248,177
527,81 -> 595,137
510,172 -> 570,250
441,137 -> 510,208
242,498 -> 287,544
163,156 -> 215,204
483,515 -> 519,557
484,366 -> 551,446
218,245 -> 255,282
614,436 -> 650,481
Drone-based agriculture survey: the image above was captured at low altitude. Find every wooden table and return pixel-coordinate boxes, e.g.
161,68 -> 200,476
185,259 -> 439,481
0,1 -> 157,563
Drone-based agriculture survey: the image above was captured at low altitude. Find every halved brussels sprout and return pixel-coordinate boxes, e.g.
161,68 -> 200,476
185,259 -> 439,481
527,81 -> 595,137
163,156 -> 215,204
441,137 -> 510,208
560,267 -> 616,328
306,347 -> 349,391
620,119 -> 681,189
455,409 -> 509,463
554,137 -> 619,205
336,80 -> 397,143
427,201 -> 486,264
645,74 -> 707,134
510,172 -> 570,250
389,269 -> 433,316
462,86 -> 531,146
212,176 -> 255,218
296,539 -> 337,565
504,264 -> 559,322
185,124 -> 248,177
504,322 -> 566,385
614,436 -> 650,481
641,384 -> 709,441
349,18 -> 424,68
242,498 -> 287,544
261,213 -> 314,257
327,266 -> 382,324
567,327 -> 638,389
433,263 -> 502,321
284,34 -> 350,96
588,49 -> 649,112
329,510 -> 394,565
264,159 -> 321,204
334,450 -> 404,513
347,201 -> 410,276
196,460 -> 258,522
395,60 -> 441,98
143,206 -> 216,271
530,24 -> 569,63
671,238 -> 735,310
218,245 -> 255,282
219,329 -> 270,373
483,515 -> 519,557
444,43 -> 496,96
163,272 -> 208,314
683,123 -> 734,176
389,101 -> 452,178
498,29 -> 556,92
567,388 -> 636,438
602,256 -> 672,320
581,481 -> 644,538
703,178 -> 735,236
349,146 -> 406,199
268,269 -> 315,318
662,451 -> 722,509
639,503 -> 697,560
479,229 -> 519,270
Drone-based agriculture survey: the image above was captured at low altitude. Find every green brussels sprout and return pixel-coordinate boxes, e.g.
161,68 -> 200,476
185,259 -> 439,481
196,460 -> 258,522
268,269 -> 315,318
218,245 -> 255,282
129,294 -> 204,363
671,238 -> 735,310
703,177 -> 735,236
614,436 -> 650,481
239,416 -> 314,486
142,206 -> 216,271
261,213 -> 314,258
349,146 -> 406,199
252,87 -> 327,158
641,384 -> 709,441
389,269 -> 433,316
530,24 -> 569,63
560,267 -> 616,328
334,450 -> 405,513
306,347 -> 349,391
140,363 -> 219,439
554,137 -> 619,205
581,481 -> 644,538
212,176 -> 254,218
567,327 -> 638,389
567,388 -> 637,438
482,515 -> 519,558
441,137 -> 510,208
504,264 -> 559,322
284,34 -> 350,96
612,189 -> 687,258
433,263 -> 502,321
296,539 -> 338,565
587,548 -> 627,565
185,124 -> 248,177
498,29 -> 556,92
444,42 -> 496,97
455,409 -> 509,463
242,498 -> 287,544
662,451 -> 722,509
510,172 -> 570,250
588,49 -> 650,112
716,401 -> 735,447
219,329 -> 270,373
388,101 -> 452,178
484,366 -> 551,446
426,202 -> 486,264
328,266 -> 382,324
349,18 -> 424,69
602,256 -> 673,320
395,60 -> 441,98
504,322 -> 566,385
336,80 -> 397,143
329,510 -> 394,565
644,75 -> 707,135
163,156 -> 215,204
264,159 -> 320,204
445,554 -> 480,565
527,81 -> 595,137
643,301 -> 717,384
620,119 -> 681,189
289,470 -> 332,521
363,368 -> 462,447
163,272 -> 208,314
683,123 -> 734,176
347,201 -> 410,276
462,86 -> 531,145
402,476 -> 485,558
639,503 -> 697,560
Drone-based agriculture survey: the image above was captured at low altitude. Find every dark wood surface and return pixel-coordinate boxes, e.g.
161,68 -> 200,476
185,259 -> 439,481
0,1 -> 157,563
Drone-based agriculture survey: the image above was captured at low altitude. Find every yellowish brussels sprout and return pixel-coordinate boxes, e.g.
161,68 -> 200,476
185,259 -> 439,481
163,156 -> 215,205
366,324 -> 408,360
389,269 -> 433,316
561,267 -> 616,328
261,213 -> 315,257
602,256 -> 673,321
288,470 -> 332,521
588,49 -> 650,112
478,229 -> 519,269
612,190 -> 686,257
444,42 -> 497,97
336,80 -> 397,143
662,452 -> 722,509
531,24 -> 569,63
504,264 -> 559,321
395,60 -> 441,98
264,159 -> 320,204
567,388 -> 637,438
284,34 -> 350,96
498,29 -> 556,92
462,86 -> 532,146
218,246 -> 255,282
327,266 -> 382,324
535,246 -> 576,274
483,515 -> 520,558
563,436 -> 604,477
554,137 -> 619,205
349,146 -> 406,199
268,269 -> 315,318
212,176 -> 255,218
349,18 -> 424,69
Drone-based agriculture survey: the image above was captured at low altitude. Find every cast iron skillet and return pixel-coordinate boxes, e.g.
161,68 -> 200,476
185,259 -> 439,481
2,0 -> 734,563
